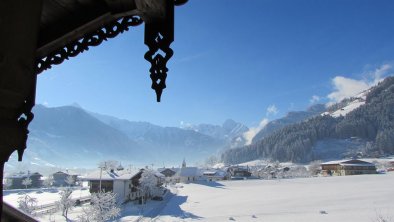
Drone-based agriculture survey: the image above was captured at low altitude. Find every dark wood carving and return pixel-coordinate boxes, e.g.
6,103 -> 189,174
35,16 -> 143,74
1,0 -> 187,218
144,0 -> 174,102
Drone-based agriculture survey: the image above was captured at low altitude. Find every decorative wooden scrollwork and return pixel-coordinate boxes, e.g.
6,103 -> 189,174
35,16 -> 143,74
144,0 -> 175,102
35,0 -> 187,102
15,80 -> 36,161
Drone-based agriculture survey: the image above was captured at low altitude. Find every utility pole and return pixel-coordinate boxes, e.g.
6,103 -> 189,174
99,166 -> 102,191
99,162 -> 107,191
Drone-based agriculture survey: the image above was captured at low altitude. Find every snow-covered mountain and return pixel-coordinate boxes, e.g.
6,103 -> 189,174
180,119 -> 249,148
10,105 -> 144,169
180,119 -> 248,140
222,76 -> 394,164
322,90 -> 369,118
90,111 -> 226,163
5,105 -> 244,172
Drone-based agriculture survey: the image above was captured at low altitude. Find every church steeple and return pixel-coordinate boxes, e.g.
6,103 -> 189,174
182,158 -> 186,168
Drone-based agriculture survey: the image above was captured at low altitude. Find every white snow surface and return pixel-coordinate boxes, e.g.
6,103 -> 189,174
3,188 -> 90,208
237,159 -> 294,168
330,99 -> 365,117
322,89 -> 370,118
4,173 -> 394,221
153,173 -> 394,222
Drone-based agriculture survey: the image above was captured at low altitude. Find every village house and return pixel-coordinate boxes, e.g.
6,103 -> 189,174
158,168 -> 179,177
52,170 -> 78,187
85,168 -> 143,203
174,159 -> 202,183
202,169 -> 228,181
388,160 -> 394,171
157,167 -> 180,184
85,168 -> 164,203
227,166 -> 252,179
5,171 -> 43,189
321,159 -> 377,176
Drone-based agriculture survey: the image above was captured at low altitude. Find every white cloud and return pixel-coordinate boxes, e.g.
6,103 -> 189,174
42,101 -> 49,106
327,76 -> 369,103
266,104 -> 278,116
310,95 -> 320,104
243,118 -> 269,145
366,64 -> 391,85
327,64 -> 393,104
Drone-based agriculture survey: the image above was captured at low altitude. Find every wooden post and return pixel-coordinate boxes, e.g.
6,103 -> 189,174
0,0 -> 42,218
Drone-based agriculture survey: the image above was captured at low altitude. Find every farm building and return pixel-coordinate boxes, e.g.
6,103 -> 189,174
321,159 -> 377,176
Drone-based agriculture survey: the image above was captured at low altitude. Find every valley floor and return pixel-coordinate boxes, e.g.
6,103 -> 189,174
152,173 -> 394,222
4,172 -> 394,221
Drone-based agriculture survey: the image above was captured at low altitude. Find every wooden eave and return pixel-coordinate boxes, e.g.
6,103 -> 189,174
36,0 -> 166,59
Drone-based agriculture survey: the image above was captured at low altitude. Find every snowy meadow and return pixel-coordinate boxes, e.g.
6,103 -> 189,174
151,173 -> 394,222
3,172 -> 394,221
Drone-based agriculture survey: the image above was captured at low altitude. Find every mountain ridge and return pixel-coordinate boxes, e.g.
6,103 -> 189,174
221,76 -> 394,164
6,105 -> 247,171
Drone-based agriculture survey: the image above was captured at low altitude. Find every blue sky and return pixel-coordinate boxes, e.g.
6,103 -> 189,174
37,0 -> 394,128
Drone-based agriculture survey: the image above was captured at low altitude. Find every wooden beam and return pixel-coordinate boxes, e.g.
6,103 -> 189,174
0,0 -> 42,218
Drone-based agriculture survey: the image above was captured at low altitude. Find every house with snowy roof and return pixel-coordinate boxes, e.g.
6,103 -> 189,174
202,169 -> 228,181
5,171 -> 43,189
388,160 -> 394,171
157,167 -> 179,177
227,165 -> 252,179
156,167 -> 180,184
52,170 -> 79,187
174,159 -> 202,183
321,159 -> 376,176
84,168 -> 143,203
85,168 -> 164,203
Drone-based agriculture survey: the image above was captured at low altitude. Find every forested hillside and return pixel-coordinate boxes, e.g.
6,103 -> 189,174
251,104 -> 326,143
222,77 -> 394,164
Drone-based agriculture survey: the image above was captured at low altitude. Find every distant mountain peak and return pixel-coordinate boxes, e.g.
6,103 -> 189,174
70,102 -> 83,109
222,119 -> 237,127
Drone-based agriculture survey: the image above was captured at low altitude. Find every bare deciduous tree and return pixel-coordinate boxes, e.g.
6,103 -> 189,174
139,169 -> 160,202
56,188 -> 75,220
18,194 -> 37,215
65,175 -> 75,187
22,177 -> 32,189
309,160 -> 322,176
77,191 -> 120,222
43,176 -> 54,188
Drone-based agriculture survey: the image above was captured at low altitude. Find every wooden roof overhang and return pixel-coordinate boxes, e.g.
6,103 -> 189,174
0,0 -> 187,160
0,0 -> 187,219
37,0 -> 187,100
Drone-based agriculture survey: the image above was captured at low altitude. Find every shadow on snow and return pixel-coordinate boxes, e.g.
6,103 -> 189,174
153,194 -> 202,220
127,192 -> 203,220
194,180 -> 226,189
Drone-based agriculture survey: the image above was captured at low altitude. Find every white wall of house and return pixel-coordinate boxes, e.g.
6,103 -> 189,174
179,176 -> 195,183
113,180 -> 131,203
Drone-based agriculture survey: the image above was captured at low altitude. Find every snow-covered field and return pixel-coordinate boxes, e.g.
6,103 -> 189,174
3,188 -> 90,208
3,173 -> 394,221
154,173 -> 394,222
